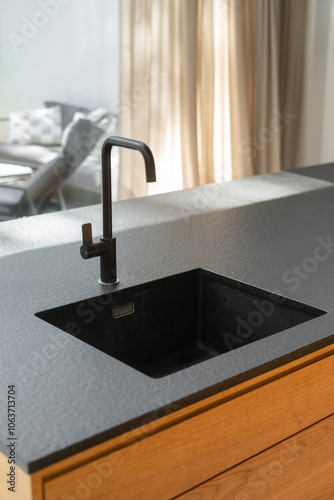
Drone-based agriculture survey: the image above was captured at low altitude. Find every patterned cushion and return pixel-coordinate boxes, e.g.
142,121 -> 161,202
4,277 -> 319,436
8,106 -> 62,146
61,118 -> 103,171
44,101 -> 89,130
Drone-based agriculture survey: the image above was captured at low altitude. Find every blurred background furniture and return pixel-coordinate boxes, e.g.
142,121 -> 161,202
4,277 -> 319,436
0,102 -> 118,220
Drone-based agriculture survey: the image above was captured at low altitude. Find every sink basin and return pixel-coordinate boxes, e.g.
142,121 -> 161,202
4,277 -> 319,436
36,269 -> 326,378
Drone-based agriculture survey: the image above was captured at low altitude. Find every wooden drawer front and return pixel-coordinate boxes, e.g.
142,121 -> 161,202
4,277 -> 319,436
179,413 -> 334,499
44,354 -> 334,500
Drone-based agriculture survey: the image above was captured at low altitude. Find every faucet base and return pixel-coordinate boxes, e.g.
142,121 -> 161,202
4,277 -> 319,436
98,278 -> 120,286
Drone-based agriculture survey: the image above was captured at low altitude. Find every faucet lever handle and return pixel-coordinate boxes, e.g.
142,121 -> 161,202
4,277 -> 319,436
82,223 -> 93,245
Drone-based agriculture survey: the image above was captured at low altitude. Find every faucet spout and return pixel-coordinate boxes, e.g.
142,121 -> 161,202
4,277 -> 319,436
80,136 -> 156,286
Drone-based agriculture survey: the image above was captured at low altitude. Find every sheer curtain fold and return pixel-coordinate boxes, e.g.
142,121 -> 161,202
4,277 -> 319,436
119,0 -> 309,200
197,0 -> 215,185
118,0 -> 152,199
280,0 -> 309,169
228,0 -> 308,177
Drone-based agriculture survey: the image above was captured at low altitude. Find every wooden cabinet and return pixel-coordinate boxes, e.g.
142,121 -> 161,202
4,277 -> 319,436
2,343 -> 334,500
178,414 -> 334,499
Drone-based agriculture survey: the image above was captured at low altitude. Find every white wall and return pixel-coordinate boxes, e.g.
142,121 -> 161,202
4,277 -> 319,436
297,0 -> 334,167
320,0 -> 334,164
0,0 -> 119,121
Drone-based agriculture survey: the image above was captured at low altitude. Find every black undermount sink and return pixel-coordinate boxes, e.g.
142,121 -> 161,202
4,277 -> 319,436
36,269 -> 326,378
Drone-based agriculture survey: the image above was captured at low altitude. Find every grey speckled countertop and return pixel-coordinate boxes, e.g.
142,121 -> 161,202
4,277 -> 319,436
1,166 -> 334,473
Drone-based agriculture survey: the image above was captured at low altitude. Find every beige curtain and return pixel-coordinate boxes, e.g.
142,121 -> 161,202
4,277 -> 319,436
118,0 -> 308,199
119,0 -> 199,199
228,0 -> 308,176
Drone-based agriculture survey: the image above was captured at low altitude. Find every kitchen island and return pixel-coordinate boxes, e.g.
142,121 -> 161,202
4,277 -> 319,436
1,166 -> 334,499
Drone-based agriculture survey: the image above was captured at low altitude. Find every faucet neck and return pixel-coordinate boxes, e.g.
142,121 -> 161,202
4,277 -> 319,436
101,136 -> 157,240
101,139 -> 114,239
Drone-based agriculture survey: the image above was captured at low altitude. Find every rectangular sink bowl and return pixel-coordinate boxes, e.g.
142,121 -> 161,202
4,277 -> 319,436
36,269 -> 326,378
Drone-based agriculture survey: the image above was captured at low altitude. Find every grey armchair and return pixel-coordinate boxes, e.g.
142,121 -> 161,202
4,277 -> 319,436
0,118 -> 104,221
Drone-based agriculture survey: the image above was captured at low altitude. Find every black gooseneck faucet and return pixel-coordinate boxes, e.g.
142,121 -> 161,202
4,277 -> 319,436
80,136 -> 156,285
